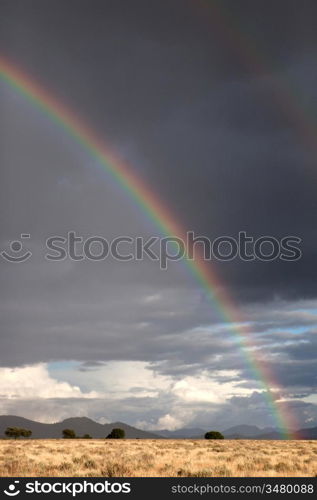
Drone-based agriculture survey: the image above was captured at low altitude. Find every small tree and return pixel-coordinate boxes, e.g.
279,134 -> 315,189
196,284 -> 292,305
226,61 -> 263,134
20,429 -> 32,438
106,428 -> 125,439
82,434 -> 92,439
4,427 -> 32,439
5,427 -> 21,439
62,428 -> 76,439
204,431 -> 224,440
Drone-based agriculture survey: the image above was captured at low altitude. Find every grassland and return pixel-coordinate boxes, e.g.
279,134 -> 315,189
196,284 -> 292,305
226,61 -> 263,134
0,439 -> 316,477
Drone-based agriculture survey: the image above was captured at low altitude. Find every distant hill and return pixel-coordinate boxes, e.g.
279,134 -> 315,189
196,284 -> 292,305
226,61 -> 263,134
0,416 -> 316,439
222,425 -> 276,439
244,427 -> 317,440
297,427 -> 317,439
155,423 -> 317,440
0,415 -> 161,439
222,424 -> 317,440
155,425 -> 277,440
222,424 -> 275,436
155,428 -> 205,439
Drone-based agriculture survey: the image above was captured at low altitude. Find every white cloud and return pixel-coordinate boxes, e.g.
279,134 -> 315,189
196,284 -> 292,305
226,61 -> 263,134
155,413 -> 184,430
0,359 -> 315,430
0,361 -> 254,429
50,360 -> 172,399
170,370 -> 254,404
49,362 -> 254,407
0,363 -> 100,399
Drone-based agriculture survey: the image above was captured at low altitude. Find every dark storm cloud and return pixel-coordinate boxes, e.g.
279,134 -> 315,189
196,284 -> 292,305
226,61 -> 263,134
1,0 -> 317,301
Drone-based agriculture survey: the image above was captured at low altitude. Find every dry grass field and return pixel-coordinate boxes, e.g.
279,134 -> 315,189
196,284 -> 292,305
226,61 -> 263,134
0,439 -> 316,477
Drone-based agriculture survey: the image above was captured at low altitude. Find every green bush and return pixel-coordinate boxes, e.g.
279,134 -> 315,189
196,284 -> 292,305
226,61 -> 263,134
106,428 -> 125,439
62,428 -> 76,439
5,427 -> 32,439
204,431 -> 224,440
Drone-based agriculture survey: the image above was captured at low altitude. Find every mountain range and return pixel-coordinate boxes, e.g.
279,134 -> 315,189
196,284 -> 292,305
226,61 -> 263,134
0,416 -> 316,439
154,425 -> 280,439
0,415 -> 160,439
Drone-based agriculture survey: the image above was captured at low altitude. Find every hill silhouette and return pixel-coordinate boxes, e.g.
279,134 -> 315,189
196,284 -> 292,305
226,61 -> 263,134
0,415 -> 160,439
0,416 -> 316,439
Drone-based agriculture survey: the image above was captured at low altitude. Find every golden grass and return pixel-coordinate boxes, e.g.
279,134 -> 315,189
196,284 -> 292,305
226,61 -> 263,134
0,439 -> 316,477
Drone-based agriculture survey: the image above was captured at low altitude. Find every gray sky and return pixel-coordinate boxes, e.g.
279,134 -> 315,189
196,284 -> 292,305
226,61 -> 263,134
0,0 -> 316,431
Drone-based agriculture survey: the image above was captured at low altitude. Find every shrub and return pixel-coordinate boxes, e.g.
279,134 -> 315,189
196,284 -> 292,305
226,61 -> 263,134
62,429 -> 76,439
5,427 -> 32,439
20,429 -> 32,438
106,428 -> 125,439
204,431 -> 224,440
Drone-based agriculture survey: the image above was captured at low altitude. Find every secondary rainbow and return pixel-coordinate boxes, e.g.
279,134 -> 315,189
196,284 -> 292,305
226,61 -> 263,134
0,56 -> 299,438
195,0 -> 317,163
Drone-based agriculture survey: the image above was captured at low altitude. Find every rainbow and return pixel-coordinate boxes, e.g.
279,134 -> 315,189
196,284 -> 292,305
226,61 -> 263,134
194,0 -> 317,160
0,56 -> 299,438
